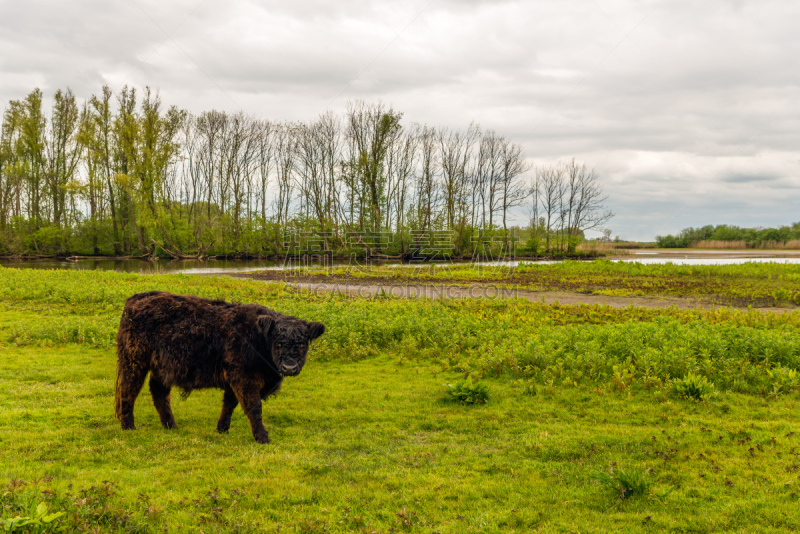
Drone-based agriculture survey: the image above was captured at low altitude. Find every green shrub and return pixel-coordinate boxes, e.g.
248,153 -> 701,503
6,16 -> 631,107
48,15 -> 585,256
767,367 -> 800,398
443,377 -> 491,404
672,372 -> 717,401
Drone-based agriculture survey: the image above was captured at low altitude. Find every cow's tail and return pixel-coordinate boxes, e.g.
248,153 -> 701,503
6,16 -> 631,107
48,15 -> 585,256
114,338 -> 125,422
114,308 -> 131,422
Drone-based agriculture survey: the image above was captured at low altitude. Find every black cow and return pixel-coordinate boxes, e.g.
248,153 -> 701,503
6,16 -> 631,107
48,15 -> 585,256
115,291 -> 324,443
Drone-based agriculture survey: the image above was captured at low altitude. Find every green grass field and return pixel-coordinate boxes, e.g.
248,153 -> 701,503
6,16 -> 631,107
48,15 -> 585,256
250,260 -> 800,307
2,266 -> 800,532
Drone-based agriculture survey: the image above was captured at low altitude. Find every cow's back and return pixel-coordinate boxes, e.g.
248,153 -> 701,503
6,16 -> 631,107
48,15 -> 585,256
118,292 -> 235,390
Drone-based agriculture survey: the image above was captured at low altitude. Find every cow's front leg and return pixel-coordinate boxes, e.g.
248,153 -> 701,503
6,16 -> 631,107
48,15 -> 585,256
232,382 -> 269,444
217,386 -> 238,433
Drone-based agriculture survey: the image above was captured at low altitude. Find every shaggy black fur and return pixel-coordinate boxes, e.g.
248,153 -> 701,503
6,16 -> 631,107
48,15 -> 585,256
114,291 -> 324,443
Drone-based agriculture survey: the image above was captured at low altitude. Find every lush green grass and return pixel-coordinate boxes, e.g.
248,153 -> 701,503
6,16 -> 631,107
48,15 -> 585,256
256,259 -> 800,307
2,267 -> 800,395
2,267 -> 800,532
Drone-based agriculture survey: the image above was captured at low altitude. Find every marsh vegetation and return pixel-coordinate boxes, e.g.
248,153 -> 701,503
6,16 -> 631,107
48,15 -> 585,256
1,266 -> 800,531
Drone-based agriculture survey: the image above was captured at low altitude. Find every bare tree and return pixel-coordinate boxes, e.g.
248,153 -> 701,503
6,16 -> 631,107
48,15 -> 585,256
538,163 -> 565,252
527,172 -> 542,257
255,119 -> 274,244
439,124 -> 477,230
475,130 -> 504,229
413,124 -> 438,235
296,116 -> 332,249
195,110 -> 226,221
498,139 -> 529,248
317,111 -> 341,243
563,158 -> 613,250
390,127 -> 418,252
272,123 -> 295,252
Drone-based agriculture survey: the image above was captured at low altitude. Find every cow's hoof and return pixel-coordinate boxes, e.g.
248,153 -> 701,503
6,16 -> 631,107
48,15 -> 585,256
217,424 -> 230,434
162,421 -> 177,429
254,433 -> 270,444
121,424 -> 136,431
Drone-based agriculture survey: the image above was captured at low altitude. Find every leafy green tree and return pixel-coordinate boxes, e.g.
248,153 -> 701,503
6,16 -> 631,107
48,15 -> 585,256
345,101 -> 402,236
19,90 -> 47,228
46,88 -> 82,251
88,86 -> 122,254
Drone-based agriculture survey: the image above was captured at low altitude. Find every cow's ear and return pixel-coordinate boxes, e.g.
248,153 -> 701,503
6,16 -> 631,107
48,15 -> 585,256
307,321 -> 325,341
257,315 -> 274,334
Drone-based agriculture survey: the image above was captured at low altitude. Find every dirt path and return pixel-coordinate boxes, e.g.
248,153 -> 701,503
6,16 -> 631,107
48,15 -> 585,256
216,273 -> 797,313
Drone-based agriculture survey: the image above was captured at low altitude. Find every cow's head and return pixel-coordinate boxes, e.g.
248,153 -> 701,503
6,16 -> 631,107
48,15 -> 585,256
258,315 -> 325,376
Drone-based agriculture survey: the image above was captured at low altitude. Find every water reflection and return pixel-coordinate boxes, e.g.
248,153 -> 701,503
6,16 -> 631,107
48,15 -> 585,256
1,253 -> 799,274
0,257 -> 395,274
0,258 -> 280,274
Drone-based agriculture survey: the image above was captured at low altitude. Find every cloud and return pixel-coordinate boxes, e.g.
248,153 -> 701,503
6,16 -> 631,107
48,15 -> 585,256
723,173 -> 780,184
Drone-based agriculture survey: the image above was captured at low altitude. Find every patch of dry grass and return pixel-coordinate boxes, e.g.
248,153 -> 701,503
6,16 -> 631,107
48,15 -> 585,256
693,239 -> 800,249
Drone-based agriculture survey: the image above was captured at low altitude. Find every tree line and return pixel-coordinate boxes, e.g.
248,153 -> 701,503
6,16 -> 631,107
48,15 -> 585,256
656,224 -> 800,249
0,86 -> 612,258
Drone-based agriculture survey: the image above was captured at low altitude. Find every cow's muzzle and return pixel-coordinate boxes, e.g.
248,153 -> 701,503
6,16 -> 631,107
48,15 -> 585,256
280,363 -> 301,376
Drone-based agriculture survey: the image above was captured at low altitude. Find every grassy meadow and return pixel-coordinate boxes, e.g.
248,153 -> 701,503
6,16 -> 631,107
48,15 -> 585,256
2,265 -> 800,532
246,260 -> 800,308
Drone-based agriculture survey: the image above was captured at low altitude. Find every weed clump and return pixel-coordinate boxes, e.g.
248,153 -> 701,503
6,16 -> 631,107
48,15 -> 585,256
0,479 -> 146,533
0,501 -> 64,532
672,372 -> 717,401
766,367 -> 800,398
593,467 -> 652,500
443,377 -> 491,404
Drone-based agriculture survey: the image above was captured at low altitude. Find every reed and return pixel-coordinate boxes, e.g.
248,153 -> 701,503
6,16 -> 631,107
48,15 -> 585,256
692,240 -> 748,249
692,239 -> 800,249
575,242 -> 631,255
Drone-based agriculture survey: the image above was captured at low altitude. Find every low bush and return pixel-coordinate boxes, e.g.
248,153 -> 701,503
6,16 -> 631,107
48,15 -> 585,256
443,377 -> 491,404
671,372 -> 717,401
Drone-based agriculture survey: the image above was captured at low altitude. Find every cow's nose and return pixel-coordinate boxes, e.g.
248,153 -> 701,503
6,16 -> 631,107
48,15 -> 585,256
281,363 -> 299,375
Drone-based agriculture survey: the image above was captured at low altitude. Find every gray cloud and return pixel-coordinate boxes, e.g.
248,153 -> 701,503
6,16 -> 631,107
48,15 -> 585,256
723,173 -> 782,184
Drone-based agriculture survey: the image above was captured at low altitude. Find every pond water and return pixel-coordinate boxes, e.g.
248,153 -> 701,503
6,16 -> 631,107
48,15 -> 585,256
618,255 -> 800,266
0,257 -> 371,274
1,251 -> 799,274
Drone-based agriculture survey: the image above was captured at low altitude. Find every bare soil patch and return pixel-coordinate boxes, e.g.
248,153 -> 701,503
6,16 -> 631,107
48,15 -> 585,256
215,273 -> 797,313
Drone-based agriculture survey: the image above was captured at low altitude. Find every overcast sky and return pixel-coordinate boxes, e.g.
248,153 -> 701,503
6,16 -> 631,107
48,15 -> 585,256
1,0 -> 798,240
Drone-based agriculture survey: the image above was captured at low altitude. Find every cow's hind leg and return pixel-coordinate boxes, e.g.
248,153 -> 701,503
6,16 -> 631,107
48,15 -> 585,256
216,386 -> 239,433
117,365 -> 148,430
232,383 -> 270,444
149,372 -> 177,429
